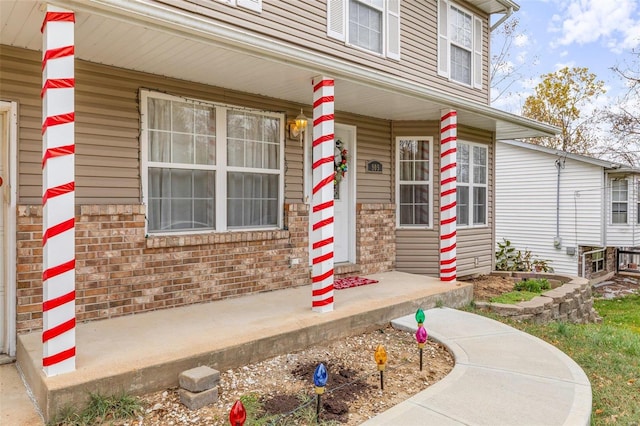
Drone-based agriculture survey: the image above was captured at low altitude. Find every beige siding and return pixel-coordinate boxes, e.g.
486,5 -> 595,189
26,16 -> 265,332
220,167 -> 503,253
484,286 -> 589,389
160,0 -> 490,104
393,121 -> 494,276
0,45 -> 395,206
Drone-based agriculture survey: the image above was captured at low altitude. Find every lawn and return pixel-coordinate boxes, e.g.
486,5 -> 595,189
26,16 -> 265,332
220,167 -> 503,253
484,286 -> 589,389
478,294 -> 640,425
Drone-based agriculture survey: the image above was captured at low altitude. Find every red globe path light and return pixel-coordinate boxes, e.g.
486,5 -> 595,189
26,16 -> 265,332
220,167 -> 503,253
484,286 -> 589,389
374,344 -> 387,390
314,363 -> 328,423
416,325 -> 428,371
229,400 -> 246,426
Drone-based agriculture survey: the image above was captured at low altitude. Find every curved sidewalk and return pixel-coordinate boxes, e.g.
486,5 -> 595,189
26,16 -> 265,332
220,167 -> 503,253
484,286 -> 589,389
364,308 -> 592,426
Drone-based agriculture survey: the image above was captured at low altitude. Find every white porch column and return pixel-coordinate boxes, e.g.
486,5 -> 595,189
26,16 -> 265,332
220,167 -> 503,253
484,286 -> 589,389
310,76 -> 335,312
41,6 -> 76,376
440,109 -> 457,282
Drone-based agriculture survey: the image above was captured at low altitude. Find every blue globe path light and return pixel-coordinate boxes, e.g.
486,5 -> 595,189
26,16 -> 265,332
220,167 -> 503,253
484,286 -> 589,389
314,363 -> 328,423
416,325 -> 428,371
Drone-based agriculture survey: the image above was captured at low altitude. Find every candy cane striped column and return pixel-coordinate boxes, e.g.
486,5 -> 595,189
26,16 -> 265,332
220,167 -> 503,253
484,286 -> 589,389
440,110 -> 457,282
311,76 -> 335,312
41,6 -> 76,376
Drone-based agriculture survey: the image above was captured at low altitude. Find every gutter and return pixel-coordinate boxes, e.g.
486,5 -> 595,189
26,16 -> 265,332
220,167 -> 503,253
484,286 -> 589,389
53,0 -> 558,138
490,7 -> 514,32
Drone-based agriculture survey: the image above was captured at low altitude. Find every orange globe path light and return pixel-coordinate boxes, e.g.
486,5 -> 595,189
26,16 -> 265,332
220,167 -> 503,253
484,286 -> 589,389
374,344 -> 387,390
229,400 -> 246,426
416,325 -> 428,371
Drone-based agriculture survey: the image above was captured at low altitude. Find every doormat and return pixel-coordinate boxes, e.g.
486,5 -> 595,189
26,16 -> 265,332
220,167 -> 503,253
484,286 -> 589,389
334,276 -> 379,290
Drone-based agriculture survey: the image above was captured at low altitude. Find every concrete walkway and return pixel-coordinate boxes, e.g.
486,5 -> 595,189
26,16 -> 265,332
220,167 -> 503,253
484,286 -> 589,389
0,363 -> 43,426
363,308 -> 592,426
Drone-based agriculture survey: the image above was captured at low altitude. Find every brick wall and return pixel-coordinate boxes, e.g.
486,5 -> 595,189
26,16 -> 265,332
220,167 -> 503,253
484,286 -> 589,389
16,202 -> 395,333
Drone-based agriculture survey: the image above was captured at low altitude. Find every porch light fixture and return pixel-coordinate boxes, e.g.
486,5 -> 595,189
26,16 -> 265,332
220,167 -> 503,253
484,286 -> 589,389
289,109 -> 308,146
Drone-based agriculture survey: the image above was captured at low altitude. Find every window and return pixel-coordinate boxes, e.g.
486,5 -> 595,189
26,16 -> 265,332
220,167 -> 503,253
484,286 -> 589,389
396,137 -> 432,227
327,0 -> 400,60
438,0 -> 483,88
457,142 -> 487,227
637,181 -> 640,225
141,91 -> 283,233
611,179 -> 628,224
591,249 -> 605,273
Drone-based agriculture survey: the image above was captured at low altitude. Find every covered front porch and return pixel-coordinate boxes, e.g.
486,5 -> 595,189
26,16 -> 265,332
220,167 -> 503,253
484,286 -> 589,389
16,271 -> 472,422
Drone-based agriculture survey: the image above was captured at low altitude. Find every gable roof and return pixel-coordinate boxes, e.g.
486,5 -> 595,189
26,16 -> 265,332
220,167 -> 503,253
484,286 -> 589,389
499,140 -> 640,173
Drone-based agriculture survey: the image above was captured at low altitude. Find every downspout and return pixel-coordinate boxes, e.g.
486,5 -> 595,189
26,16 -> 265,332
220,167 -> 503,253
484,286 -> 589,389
554,158 -> 565,249
490,7 -> 514,32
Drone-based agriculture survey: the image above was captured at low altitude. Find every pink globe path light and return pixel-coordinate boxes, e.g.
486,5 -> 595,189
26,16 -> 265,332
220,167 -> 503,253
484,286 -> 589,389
416,325 -> 428,371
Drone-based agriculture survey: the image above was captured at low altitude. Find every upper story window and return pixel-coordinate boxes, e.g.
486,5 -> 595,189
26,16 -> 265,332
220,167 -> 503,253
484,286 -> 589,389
216,0 -> 262,12
457,141 -> 487,227
141,90 -> 283,234
611,179 -> 628,224
396,137 -> 432,227
438,0 -> 483,89
327,0 -> 401,60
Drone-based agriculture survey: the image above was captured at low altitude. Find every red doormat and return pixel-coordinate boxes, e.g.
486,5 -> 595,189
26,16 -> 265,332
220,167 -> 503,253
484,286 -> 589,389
334,276 -> 379,290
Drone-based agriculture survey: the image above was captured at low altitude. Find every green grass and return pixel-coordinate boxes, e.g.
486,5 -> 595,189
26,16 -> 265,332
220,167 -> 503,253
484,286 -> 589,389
469,294 -> 640,425
489,290 -> 541,304
49,392 -> 143,426
594,293 -> 640,333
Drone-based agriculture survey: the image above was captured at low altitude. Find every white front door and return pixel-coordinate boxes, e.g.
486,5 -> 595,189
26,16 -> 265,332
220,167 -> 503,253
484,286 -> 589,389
1,101 -> 17,357
306,123 -> 356,264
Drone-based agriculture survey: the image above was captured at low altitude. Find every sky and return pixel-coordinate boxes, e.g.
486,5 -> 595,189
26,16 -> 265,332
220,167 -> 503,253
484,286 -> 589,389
490,0 -> 640,115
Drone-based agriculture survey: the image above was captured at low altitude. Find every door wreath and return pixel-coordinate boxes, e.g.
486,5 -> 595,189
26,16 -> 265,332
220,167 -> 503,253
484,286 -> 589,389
334,139 -> 349,185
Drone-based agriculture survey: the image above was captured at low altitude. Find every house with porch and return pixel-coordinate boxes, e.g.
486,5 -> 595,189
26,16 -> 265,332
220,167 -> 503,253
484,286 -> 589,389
496,139 -> 640,280
1,0 -> 556,395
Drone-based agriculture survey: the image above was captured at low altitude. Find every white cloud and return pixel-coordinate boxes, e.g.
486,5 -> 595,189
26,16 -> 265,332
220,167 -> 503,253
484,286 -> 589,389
553,0 -> 640,52
514,33 -> 529,47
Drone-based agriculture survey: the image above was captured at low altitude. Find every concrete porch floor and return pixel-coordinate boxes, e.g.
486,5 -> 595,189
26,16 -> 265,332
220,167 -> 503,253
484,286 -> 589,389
16,271 -> 472,422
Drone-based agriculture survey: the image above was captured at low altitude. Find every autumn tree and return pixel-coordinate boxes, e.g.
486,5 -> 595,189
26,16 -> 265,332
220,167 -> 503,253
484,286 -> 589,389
521,67 -> 605,155
599,50 -> 640,166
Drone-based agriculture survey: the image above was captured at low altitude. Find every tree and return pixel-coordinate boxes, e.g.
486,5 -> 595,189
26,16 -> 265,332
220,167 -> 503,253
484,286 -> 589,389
490,17 -> 537,105
521,67 -> 606,155
599,50 -> 640,166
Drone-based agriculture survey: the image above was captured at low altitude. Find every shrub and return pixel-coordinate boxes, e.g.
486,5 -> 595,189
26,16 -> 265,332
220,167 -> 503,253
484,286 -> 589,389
514,278 -> 551,293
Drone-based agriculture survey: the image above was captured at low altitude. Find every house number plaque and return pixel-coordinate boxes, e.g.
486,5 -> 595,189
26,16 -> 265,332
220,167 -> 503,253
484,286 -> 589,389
366,160 -> 383,173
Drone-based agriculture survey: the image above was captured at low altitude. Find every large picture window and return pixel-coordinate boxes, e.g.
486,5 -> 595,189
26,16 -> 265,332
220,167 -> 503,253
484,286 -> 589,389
327,0 -> 400,60
457,142 -> 487,227
396,137 -> 432,227
438,0 -> 483,88
611,179 -> 628,224
142,91 -> 283,233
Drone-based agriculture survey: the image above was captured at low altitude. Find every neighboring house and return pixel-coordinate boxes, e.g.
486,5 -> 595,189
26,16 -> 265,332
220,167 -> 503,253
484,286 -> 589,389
0,0 -> 556,361
496,139 -> 640,280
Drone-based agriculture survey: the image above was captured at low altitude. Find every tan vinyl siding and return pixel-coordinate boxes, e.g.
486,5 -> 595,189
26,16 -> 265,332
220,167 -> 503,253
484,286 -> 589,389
160,0 -> 490,104
393,121 -> 494,276
0,45 -> 396,207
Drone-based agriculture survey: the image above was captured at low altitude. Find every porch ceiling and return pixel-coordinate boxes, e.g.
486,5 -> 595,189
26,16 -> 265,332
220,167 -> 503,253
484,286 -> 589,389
0,0 -> 554,140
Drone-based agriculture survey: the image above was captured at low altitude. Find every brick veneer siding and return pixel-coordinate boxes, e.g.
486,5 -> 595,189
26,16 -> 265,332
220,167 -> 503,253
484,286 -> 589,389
16,202 -> 395,333
356,204 -> 396,275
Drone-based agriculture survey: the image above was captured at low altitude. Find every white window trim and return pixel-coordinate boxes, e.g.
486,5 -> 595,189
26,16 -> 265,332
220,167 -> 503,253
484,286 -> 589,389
611,178 -> 629,225
437,0 -> 483,89
327,0 -> 401,60
140,89 -> 284,236
457,140 -> 488,228
395,136 -> 433,229
591,249 -> 605,273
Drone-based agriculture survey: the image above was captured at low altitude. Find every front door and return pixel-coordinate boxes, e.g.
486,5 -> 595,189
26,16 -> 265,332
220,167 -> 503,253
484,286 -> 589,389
306,123 -> 356,264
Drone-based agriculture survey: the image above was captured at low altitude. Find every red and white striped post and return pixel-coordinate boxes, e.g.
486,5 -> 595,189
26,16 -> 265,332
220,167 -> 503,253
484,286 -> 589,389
41,6 -> 76,376
439,110 -> 457,282
310,76 -> 335,312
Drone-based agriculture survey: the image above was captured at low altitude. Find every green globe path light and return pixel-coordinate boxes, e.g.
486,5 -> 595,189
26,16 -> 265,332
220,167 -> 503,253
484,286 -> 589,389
416,325 -> 428,371
415,308 -> 425,326
314,363 -> 328,423
229,400 -> 246,426
374,344 -> 387,390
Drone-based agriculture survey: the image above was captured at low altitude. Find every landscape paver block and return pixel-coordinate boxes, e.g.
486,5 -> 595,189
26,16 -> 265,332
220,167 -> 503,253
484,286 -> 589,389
179,366 -> 220,392
178,387 -> 219,410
